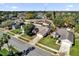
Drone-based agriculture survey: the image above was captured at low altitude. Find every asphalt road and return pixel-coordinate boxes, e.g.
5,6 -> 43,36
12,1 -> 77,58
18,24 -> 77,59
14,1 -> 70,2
9,37 -> 52,56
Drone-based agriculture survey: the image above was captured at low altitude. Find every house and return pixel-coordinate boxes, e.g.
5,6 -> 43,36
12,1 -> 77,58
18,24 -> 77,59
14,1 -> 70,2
34,24 -> 51,37
36,12 -> 45,19
51,28 -> 74,45
29,24 -> 51,45
25,19 -> 50,26
11,22 -> 25,29
51,28 -> 74,55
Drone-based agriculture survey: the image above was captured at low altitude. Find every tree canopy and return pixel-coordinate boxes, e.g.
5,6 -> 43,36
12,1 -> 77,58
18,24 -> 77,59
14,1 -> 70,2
24,23 -> 35,36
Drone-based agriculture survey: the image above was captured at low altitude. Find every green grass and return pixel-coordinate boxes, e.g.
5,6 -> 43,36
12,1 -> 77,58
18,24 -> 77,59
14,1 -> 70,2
11,29 -> 22,34
0,47 -> 18,56
39,35 -> 60,50
36,43 -> 58,55
0,48 -> 9,56
70,37 -> 79,56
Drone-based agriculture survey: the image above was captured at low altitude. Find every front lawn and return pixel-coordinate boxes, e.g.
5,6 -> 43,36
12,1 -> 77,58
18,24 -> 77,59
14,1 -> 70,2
38,35 -> 60,50
11,29 -> 22,34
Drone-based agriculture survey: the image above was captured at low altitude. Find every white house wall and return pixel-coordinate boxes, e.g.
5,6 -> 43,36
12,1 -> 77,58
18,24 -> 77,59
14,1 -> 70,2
58,41 -> 72,56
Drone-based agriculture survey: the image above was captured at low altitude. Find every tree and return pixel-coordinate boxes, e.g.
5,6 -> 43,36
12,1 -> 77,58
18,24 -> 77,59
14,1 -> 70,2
24,23 -> 35,36
7,45 -> 16,56
0,33 -> 10,50
0,20 -> 14,28
53,11 -> 56,19
46,13 -> 52,20
2,33 -> 10,45
64,16 -> 75,28
53,17 -> 64,27
25,11 -> 37,19
2,33 -> 11,52
75,24 -> 79,33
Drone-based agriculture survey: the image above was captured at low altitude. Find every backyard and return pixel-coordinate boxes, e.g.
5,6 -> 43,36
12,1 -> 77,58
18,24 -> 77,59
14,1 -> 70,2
38,35 -> 60,50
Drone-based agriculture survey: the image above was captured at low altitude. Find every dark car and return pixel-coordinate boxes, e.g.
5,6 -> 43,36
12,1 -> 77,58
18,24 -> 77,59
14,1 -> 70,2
28,46 -> 35,51
25,47 -> 35,55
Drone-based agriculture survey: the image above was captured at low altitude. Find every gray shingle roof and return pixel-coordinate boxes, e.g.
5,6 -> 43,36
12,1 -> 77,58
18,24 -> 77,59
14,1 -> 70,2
35,24 -> 50,36
56,28 -> 74,44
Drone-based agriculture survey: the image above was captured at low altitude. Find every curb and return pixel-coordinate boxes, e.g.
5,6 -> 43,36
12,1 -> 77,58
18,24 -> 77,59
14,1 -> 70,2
36,43 -> 59,56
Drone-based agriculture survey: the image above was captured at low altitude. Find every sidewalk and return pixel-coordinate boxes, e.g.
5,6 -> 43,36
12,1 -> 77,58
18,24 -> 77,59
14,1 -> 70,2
37,43 -> 58,53
29,34 -> 43,45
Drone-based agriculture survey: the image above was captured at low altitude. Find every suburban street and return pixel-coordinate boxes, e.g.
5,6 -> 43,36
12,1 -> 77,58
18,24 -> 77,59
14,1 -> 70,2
8,37 -> 52,56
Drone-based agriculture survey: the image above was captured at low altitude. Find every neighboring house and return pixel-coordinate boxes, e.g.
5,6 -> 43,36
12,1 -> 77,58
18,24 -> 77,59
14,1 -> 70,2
51,28 -> 74,56
11,22 -> 16,30
34,24 -> 51,37
25,19 -> 51,45
36,13 -> 45,19
51,28 -> 74,45
25,19 -> 51,37
29,24 -> 51,45
17,12 -> 26,20
25,19 -> 50,26
11,22 -> 25,30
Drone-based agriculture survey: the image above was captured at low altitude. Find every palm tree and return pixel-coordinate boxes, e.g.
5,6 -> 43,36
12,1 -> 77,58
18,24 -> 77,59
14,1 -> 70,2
7,45 -> 15,56
0,33 -> 10,51
2,33 -> 11,52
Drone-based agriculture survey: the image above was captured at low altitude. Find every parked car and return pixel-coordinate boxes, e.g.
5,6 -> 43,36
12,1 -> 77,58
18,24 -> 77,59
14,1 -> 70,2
25,47 -> 35,55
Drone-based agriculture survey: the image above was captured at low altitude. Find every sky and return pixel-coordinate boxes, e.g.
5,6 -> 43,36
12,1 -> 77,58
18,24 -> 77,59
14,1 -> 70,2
0,3 -> 79,11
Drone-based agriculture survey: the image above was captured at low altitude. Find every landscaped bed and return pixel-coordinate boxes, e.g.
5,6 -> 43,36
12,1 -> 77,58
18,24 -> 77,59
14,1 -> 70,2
21,34 -> 33,40
38,35 -> 60,50
70,34 -> 79,56
10,28 -> 34,40
0,47 -> 19,56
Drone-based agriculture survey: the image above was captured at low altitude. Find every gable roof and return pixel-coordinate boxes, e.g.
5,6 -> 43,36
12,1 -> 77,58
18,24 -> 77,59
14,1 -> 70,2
34,24 -> 50,36
56,28 -> 74,44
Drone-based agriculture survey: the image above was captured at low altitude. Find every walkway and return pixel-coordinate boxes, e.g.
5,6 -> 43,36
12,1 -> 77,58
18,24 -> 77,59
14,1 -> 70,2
29,34 -> 43,45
